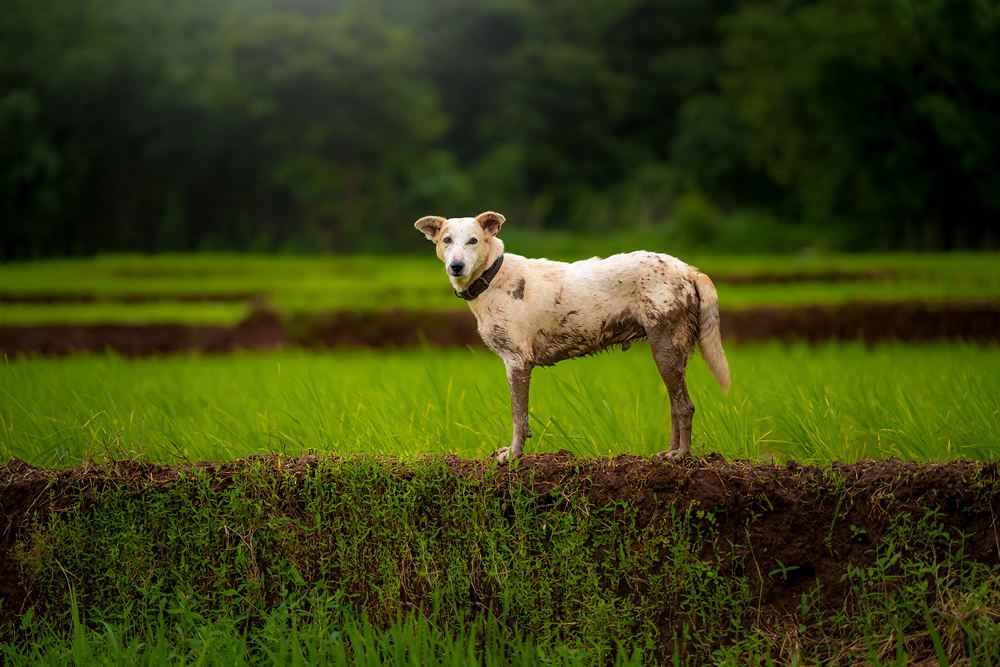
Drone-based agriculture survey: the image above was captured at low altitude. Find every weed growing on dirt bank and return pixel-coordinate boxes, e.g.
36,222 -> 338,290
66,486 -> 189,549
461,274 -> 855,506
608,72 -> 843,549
11,457 -> 749,663
5,456 -> 1000,664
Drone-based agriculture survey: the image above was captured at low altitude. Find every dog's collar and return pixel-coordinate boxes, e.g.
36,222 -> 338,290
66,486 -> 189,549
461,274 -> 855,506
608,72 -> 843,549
455,255 -> 504,300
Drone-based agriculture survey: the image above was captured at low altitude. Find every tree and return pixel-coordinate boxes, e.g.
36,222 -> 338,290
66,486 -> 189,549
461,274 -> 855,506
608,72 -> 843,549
720,0 -> 1000,249
202,7 -> 447,250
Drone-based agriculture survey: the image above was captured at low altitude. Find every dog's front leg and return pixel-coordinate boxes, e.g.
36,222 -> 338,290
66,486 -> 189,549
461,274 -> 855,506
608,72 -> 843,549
495,360 -> 532,464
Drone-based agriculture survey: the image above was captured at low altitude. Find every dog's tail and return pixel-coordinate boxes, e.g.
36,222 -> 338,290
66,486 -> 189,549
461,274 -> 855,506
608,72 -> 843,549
695,273 -> 731,393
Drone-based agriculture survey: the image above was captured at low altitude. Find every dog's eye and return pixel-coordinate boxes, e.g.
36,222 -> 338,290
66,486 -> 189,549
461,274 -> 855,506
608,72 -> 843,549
467,238 -> 478,245
443,237 -> 452,244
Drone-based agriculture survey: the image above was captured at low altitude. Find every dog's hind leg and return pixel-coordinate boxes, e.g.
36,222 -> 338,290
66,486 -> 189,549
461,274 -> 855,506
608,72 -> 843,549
648,330 -> 696,461
495,360 -> 532,464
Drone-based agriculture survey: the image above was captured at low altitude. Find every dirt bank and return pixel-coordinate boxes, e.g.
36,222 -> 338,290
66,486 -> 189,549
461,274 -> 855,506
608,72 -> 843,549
1,300 -> 998,358
2,453 -> 998,632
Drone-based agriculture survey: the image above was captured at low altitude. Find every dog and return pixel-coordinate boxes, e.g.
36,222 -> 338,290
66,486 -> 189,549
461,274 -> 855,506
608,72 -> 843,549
415,211 -> 730,464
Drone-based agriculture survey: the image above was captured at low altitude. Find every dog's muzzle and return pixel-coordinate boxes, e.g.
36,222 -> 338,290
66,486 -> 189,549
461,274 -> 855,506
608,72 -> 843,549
449,260 -> 466,276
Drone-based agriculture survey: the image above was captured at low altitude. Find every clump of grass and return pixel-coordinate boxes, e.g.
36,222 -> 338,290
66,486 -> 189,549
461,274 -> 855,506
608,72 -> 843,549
7,589 -> 650,666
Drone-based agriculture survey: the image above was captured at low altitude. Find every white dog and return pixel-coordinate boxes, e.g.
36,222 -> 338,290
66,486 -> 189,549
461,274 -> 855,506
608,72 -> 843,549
415,211 -> 730,464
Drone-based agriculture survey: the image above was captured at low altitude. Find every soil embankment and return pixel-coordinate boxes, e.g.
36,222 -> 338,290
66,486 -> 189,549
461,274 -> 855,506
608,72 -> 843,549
1,301 -> 998,357
2,453 -> 998,629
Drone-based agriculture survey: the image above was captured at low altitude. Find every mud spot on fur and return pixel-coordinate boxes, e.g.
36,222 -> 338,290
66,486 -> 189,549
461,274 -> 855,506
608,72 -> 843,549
559,310 -> 579,327
510,278 -> 526,300
489,325 -> 516,355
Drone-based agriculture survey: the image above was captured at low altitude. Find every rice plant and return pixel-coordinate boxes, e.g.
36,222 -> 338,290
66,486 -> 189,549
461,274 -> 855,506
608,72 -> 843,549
2,341 -> 998,466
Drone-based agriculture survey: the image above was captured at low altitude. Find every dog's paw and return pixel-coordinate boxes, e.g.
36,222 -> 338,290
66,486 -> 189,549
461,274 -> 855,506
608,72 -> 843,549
654,450 -> 687,462
494,446 -> 520,465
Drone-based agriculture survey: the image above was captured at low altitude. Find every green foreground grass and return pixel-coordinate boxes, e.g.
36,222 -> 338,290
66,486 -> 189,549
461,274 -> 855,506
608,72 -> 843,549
1,251 -> 998,324
6,456 -> 1000,665
2,341 -> 998,467
4,342 -> 999,664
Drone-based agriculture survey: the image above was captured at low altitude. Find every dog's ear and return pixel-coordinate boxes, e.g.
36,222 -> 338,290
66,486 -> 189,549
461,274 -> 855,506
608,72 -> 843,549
414,216 -> 446,241
475,211 -> 505,238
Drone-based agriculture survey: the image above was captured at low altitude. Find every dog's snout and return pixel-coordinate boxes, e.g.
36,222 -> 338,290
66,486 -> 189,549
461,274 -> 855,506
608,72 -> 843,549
449,260 -> 466,275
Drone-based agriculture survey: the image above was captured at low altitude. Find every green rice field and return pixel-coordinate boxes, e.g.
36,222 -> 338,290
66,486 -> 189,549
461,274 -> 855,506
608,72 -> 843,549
3,341 -> 998,467
1,250 -> 998,325
3,251 -> 999,665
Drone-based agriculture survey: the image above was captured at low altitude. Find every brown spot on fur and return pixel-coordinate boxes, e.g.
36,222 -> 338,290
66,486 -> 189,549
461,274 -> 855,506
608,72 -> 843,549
530,313 -> 647,366
602,312 -> 648,349
489,324 -> 517,356
510,278 -> 525,300
559,310 -> 579,327
651,283 -> 700,353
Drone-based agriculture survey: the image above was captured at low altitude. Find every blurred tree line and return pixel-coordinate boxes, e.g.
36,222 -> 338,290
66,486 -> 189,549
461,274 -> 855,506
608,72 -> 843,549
1,0 -> 997,258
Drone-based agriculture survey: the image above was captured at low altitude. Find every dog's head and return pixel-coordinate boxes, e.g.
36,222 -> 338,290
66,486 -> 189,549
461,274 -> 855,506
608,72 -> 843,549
414,211 -> 505,287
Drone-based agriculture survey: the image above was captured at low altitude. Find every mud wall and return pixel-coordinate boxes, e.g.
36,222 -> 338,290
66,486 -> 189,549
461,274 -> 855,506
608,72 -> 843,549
2,301 -> 998,358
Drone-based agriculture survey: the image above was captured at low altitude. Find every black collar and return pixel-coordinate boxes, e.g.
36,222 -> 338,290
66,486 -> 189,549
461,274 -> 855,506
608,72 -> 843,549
455,254 -> 504,300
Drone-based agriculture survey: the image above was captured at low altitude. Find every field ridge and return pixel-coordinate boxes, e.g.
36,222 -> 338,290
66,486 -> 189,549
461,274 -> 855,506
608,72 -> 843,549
3,453 -> 998,663
2,300 -> 999,357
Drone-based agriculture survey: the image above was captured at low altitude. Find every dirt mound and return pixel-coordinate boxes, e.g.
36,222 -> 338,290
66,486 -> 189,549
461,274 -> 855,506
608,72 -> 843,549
2,453 -> 997,634
0,306 -> 289,357
714,269 -> 898,284
721,300 -> 1000,344
1,301 -> 998,358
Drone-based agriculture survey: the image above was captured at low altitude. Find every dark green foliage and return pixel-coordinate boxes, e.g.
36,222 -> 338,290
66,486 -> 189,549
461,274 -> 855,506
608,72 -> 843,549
719,0 -> 1000,250
3,0 -> 996,258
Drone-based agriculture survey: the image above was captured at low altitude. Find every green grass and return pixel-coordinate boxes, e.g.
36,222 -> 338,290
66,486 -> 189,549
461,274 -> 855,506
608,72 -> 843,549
9,595 -> 636,666
0,301 -> 251,326
1,251 -> 998,325
3,342 -> 997,467
6,456 -> 1000,665
4,249 -> 998,665
0,254 -> 449,324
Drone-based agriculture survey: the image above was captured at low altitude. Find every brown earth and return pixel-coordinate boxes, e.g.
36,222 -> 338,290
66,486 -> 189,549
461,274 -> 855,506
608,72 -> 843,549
712,269 -> 898,284
2,453 -> 998,643
1,301 -> 998,358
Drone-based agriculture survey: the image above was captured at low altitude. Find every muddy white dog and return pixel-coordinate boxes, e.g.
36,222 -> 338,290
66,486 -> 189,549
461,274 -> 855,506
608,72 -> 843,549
415,211 -> 730,464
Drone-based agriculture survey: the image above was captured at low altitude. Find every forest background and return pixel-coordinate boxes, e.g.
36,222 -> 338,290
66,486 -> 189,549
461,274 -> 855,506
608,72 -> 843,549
2,0 -> 998,259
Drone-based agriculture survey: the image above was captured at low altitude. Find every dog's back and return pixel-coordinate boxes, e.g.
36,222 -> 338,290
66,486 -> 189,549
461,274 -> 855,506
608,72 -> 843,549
469,251 -> 728,388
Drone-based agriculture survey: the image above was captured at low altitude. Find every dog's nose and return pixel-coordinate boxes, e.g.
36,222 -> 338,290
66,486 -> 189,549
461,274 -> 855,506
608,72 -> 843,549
449,260 -> 465,275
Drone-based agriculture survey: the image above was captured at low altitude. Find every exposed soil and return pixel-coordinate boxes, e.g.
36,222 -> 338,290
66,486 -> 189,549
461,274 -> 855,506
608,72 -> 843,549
1,301 -> 998,358
2,453 -> 997,640
721,300 -> 1000,345
712,269 -> 898,284
0,307 -> 288,357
